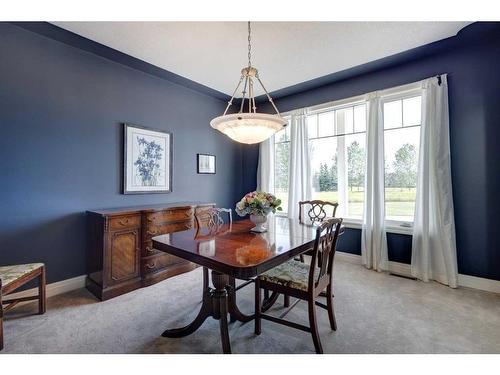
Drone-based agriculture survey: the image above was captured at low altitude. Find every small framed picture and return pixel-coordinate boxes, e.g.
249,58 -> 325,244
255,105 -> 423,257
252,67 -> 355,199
123,123 -> 172,194
197,154 -> 216,174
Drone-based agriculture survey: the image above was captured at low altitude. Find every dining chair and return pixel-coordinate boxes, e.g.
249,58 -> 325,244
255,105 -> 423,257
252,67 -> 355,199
296,199 -> 339,264
195,207 -> 233,287
0,263 -> 46,351
269,200 -> 340,310
298,200 -> 339,223
194,207 -> 254,322
195,207 -> 232,232
254,217 -> 343,354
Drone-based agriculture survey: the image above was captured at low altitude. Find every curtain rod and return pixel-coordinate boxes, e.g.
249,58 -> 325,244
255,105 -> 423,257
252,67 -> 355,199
281,73 -> 447,117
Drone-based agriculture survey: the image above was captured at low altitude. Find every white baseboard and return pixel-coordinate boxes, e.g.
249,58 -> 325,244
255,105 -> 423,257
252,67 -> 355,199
335,251 -> 500,294
335,251 -> 412,277
334,251 -> 362,265
387,261 -> 412,277
457,273 -> 500,294
5,275 -> 86,300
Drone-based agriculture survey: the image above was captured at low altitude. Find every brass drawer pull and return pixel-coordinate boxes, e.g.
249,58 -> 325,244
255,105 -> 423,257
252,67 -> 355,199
118,218 -> 130,226
145,246 -> 155,254
146,229 -> 159,236
146,262 -> 156,269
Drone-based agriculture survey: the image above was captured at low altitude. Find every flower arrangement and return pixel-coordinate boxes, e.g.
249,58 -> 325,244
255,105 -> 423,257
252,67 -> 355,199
235,191 -> 282,217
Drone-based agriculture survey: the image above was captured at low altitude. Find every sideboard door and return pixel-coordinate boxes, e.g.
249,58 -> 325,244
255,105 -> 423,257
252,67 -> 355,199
104,215 -> 141,288
108,229 -> 140,284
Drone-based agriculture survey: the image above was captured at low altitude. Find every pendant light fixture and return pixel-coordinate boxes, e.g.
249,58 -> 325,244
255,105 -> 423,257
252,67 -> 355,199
210,22 -> 286,144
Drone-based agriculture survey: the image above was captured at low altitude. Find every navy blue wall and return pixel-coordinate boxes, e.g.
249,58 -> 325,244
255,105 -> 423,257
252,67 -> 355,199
248,23 -> 500,281
0,23 -> 243,283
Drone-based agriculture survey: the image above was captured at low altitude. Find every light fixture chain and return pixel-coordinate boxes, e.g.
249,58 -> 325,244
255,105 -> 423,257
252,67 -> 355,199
256,74 -> 281,116
248,77 -> 253,113
223,75 -> 245,116
239,75 -> 249,113
247,21 -> 251,67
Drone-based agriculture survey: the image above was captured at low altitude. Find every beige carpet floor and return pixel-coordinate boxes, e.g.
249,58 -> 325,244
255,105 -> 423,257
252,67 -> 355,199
2,260 -> 500,354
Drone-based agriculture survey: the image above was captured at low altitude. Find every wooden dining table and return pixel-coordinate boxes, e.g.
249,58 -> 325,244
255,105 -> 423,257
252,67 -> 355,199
152,216 -> 323,354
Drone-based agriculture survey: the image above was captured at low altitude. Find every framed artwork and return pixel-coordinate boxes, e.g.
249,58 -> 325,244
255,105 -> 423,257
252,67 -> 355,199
123,123 -> 172,194
197,154 -> 216,174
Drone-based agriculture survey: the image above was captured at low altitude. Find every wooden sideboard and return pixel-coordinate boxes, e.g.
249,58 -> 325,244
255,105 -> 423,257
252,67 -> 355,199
86,202 -> 214,300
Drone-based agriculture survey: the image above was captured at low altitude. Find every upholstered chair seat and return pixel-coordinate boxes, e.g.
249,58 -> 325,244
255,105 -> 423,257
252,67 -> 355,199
0,263 -> 44,287
259,260 -> 318,292
0,262 -> 46,351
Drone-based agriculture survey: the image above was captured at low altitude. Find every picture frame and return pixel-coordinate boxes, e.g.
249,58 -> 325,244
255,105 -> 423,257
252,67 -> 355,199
197,153 -> 216,174
123,123 -> 172,194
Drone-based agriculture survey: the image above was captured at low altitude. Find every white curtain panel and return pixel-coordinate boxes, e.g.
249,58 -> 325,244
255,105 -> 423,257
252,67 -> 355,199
287,109 -> 312,218
257,137 -> 274,192
411,75 -> 458,287
361,94 -> 389,271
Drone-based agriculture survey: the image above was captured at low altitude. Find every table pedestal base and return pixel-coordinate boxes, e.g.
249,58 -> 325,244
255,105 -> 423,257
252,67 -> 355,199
162,269 -> 253,354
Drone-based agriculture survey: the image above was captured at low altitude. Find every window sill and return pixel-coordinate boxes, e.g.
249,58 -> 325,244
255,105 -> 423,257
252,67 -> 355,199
386,224 -> 413,235
274,214 -> 413,235
341,218 -> 414,235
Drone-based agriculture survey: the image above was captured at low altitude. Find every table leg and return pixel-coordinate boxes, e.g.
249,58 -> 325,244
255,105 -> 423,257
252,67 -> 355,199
162,289 -> 211,338
227,277 -> 254,323
162,269 -> 246,354
261,291 -> 280,312
212,272 -> 231,354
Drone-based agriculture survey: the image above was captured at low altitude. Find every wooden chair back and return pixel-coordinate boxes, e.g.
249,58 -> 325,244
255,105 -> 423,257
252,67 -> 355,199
298,200 -> 338,223
195,207 -> 232,232
308,217 -> 343,293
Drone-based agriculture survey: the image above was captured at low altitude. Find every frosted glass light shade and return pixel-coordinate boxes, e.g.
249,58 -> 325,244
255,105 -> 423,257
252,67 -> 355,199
210,113 -> 286,144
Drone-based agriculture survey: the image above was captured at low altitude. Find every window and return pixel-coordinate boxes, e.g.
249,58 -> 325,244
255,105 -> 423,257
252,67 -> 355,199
382,94 -> 421,222
269,86 -> 422,226
308,103 -> 366,218
273,120 -> 291,213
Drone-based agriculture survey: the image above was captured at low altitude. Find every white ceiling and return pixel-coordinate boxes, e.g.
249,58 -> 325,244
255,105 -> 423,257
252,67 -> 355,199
52,22 -> 470,96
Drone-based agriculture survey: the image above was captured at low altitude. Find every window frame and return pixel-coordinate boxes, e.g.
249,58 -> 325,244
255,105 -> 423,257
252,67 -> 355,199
380,88 -> 423,229
272,116 -> 291,216
306,101 -> 367,220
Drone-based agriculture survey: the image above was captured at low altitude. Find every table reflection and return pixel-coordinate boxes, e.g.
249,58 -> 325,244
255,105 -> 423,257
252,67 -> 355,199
198,239 -> 216,257
235,235 -> 274,266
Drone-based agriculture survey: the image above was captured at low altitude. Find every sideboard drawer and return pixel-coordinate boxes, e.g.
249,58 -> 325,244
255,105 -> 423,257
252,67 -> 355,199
142,221 -> 193,241
108,215 -> 141,231
142,253 -> 183,274
144,208 -> 193,224
143,240 -> 171,257
142,240 -> 160,257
